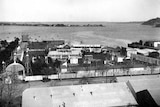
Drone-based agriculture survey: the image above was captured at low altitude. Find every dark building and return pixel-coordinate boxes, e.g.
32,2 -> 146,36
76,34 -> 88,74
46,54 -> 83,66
28,40 -> 65,49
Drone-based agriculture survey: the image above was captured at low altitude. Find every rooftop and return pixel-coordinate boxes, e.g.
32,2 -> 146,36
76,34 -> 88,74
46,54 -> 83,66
48,50 -> 81,56
28,40 -> 65,49
127,78 -> 160,106
72,44 -> 101,48
22,82 -> 137,107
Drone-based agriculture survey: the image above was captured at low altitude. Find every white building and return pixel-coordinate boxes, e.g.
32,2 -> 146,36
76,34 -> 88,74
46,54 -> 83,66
72,44 -> 101,48
72,44 -> 102,52
114,56 -> 124,62
48,49 -> 82,63
127,48 -> 137,58
154,41 -> 160,48
70,57 -> 79,64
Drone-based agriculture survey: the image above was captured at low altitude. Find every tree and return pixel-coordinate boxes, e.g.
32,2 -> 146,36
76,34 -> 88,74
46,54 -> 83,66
31,57 -> 44,75
0,71 -> 20,107
139,40 -> 143,45
0,40 -> 8,47
47,57 -> 58,74
0,38 -> 20,72
120,47 -> 127,56
54,59 -> 61,69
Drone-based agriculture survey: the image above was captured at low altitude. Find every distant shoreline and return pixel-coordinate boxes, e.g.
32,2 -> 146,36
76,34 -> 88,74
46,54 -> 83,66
0,22 -> 105,27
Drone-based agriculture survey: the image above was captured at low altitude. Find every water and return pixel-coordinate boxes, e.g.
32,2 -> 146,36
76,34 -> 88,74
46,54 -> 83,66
0,22 -> 160,47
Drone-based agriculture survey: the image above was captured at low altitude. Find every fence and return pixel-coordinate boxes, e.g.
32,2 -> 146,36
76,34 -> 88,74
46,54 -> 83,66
22,66 -> 160,81
131,54 -> 160,65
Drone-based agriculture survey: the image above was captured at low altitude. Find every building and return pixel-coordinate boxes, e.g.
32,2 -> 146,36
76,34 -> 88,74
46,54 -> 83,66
27,40 -> 65,62
70,57 -> 79,64
46,40 -> 65,48
28,42 -> 47,49
143,40 -> 160,49
131,54 -> 160,65
101,46 -> 120,54
5,61 -> 25,81
72,44 -> 101,48
84,55 -> 93,64
28,40 -> 65,50
72,44 -> 102,52
48,49 -> 82,62
136,48 -> 156,56
127,78 -> 160,106
126,48 -> 137,58
114,55 -> 124,62
154,41 -> 160,48
22,82 -> 138,107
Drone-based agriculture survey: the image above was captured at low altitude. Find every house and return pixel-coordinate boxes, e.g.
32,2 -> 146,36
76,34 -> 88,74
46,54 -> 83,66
61,62 -> 68,73
28,40 -> 65,50
48,49 -> 82,62
72,44 -> 101,48
28,42 -> 47,49
83,52 -> 107,65
154,41 -> 160,49
46,40 -> 65,48
126,48 -> 137,58
143,40 -> 160,49
114,55 -> 124,62
72,44 -> 102,52
70,57 -> 79,64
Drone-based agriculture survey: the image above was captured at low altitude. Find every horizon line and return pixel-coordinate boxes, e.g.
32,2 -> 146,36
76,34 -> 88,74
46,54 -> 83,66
0,21 -> 144,23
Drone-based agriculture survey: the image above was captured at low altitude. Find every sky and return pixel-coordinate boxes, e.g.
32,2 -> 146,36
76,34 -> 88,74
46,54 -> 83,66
0,0 -> 160,22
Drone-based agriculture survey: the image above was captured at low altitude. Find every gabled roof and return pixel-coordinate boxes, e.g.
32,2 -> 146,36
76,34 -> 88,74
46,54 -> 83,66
6,62 -> 25,72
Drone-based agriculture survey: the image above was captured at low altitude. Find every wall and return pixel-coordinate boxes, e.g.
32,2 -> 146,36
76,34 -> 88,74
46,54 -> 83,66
131,54 -> 160,65
23,66 -> 160,81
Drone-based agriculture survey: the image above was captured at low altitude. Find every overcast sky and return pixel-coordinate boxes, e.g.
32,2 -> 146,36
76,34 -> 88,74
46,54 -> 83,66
0,0 -> 160,22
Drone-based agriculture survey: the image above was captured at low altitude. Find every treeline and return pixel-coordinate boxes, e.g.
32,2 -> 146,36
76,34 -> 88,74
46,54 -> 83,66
0,22 -> 105,27
0,38 -> 19,72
